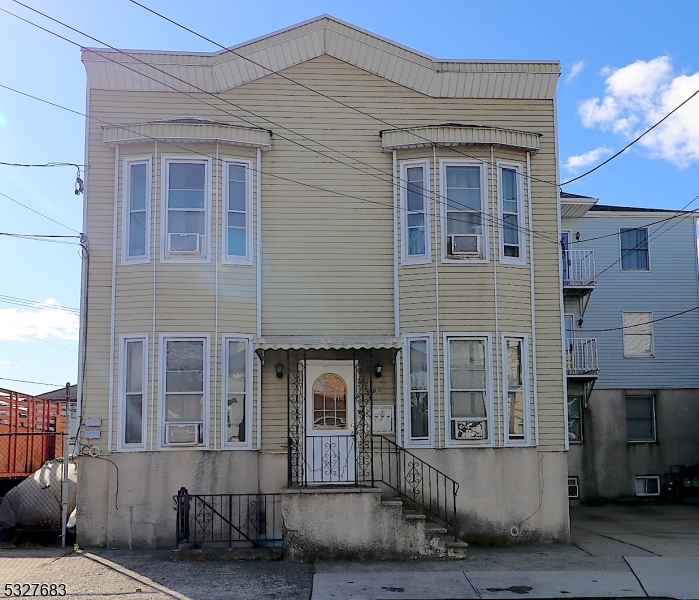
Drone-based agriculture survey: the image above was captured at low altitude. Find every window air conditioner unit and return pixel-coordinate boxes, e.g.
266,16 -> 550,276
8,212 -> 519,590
451,419 -> 486,440
168,232 -> 202,254
450,234 -> 481,255
166,423 -> 201,445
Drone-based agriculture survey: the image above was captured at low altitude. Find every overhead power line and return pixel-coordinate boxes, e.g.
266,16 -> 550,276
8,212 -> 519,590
0,376 -> 65,387
3,2 -> 562,247
0,190 -> 81,233
584,306 -> 699,333
0,294 -> 80,314
0,161 -> 82,169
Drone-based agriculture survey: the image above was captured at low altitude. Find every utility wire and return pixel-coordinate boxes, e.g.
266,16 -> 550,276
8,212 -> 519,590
3,3 -> 561,246
25,333 -> 78,354
0,161 -> 82,169
0,294 -> 80,314
583,306 -> 699,333
561,88 -> 699,185
0,376 -> 65,387
0,191 -> 81,233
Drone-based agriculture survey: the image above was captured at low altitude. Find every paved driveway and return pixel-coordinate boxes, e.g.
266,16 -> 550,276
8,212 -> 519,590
570,502 -> 699,556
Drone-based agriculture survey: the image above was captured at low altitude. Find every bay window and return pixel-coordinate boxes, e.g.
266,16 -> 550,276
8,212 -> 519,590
122,158 -> 151,264
403,335 -> 433,446
223,160 -> 252,263
223,336 -> 252,448
498,163 -> 525,263
442,161 -> 487,261
401,160 -> 430,264
119,336 -> 147,450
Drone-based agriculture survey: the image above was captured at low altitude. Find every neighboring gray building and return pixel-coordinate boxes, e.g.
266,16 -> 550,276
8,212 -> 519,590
561,192 -> 699,502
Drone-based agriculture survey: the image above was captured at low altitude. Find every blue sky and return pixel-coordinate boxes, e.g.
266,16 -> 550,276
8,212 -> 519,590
1,0 -> 698,395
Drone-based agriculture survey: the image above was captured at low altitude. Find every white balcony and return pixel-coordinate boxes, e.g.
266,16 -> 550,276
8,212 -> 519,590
563,250 -> 596,289
566,338 -> 599,377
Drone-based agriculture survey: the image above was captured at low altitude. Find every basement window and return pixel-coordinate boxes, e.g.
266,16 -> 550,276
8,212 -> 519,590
635,475 -> 660,496
568,476 -> 579,499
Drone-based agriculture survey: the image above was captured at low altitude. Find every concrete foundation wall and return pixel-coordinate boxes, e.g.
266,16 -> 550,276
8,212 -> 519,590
567,388 -> 699,501
78,447 -> 568,548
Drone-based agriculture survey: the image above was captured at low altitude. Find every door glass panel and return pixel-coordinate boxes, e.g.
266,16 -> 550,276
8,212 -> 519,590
312,374 -> 348,430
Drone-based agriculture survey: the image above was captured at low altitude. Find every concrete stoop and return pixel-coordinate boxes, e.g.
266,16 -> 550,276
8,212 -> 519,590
280,486 -> 467,561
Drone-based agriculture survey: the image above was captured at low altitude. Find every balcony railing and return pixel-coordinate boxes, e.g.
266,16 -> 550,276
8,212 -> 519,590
566,338 -> 599,376
563,250 -> 596,288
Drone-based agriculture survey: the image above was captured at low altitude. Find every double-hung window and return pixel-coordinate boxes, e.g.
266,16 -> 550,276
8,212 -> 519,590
442,161 -> 487,261
403,335 -> 433,446
223,160 -> 252,263
223,336 -> 252,448
498,163 -> 525,263
503,336 -> 528,444
620,227 -> 649,270
161,336 -> 209,447
163,157 -> 210,261
446,335 -> 491,444
122,158 -> 151,264
626,396 -> 656,442
401,161 -> 430,264
568,396 -> 583,443
622,312 -> 654,357
119,336 -> 147,450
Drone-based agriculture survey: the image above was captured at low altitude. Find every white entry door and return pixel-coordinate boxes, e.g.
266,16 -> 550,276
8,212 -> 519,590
305,361 -> 356,484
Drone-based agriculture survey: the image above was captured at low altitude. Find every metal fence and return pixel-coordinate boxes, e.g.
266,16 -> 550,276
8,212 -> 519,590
174,488 -> 282,550
563,249 -> 596,287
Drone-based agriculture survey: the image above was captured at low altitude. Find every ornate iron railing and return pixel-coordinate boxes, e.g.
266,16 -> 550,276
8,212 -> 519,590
372,435 -> 459,540
174,488 -> 282,550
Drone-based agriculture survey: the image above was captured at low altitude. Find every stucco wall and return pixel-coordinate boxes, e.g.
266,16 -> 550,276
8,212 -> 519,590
567,388 -> 699,501
77,447 -> 568,548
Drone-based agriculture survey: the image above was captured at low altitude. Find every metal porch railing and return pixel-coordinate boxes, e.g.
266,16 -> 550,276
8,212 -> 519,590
174,489 -> 282,550
372,435 -> 459,541
563,249 -> 596,288
566,338 -> 599,376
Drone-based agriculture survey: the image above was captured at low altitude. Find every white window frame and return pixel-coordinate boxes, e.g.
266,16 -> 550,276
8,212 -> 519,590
622,312 -> 655,358
222,158 -> 254,265
502,334 -> 530,446
158,334 -> 210,449
161,155 -> 212,264
400,160 -> 431,265
497,160 -> 526,265
121,156 -> 151,265
440,159 -> 489,264
444,333 -> 494,447
568,395 -> 583,444
402,333 -> 434,448
221,335 -> 253,449
568,476 -> 580,499
117,335 -> 148,451
634,475 -> 660,497
626,395 -> 657,443
619,226 -> 651,272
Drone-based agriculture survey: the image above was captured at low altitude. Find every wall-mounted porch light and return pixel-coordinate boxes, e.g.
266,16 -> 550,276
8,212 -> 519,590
275,363 -> 284,378
374,364 -> 383,378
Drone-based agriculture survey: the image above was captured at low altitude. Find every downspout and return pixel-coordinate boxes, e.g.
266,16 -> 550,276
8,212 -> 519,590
491,146 -> 501,446
527,152 -> 540,447
433,145 -> 441,448
393,150 -> 401,445
256,147 -> 262,451
108,144 -> 119,453
214,142 -> 219,449
150,141 -> 157,451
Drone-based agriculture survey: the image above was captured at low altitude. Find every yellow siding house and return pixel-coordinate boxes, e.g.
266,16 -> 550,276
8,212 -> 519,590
76,16 -> 568,555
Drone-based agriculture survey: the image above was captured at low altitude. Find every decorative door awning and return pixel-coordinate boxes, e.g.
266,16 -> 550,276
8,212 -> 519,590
255,337 -> 403,351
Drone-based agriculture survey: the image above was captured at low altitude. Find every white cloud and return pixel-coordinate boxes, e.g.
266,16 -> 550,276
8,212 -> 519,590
565,147 -> 613,172
577,56 -> 699,167
566,61 -> 585,83
0,299 -> 79,342
566,56 -> 699,168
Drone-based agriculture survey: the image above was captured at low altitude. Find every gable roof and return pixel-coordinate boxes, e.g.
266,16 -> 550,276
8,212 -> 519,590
82,15 -> 560,99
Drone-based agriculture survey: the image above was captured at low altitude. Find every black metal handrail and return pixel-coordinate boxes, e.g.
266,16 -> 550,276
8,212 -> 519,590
372,435 -> 459,540
174,488 -> 282,550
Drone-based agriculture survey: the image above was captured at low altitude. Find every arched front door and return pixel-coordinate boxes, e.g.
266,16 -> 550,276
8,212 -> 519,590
305,361 -> 356,484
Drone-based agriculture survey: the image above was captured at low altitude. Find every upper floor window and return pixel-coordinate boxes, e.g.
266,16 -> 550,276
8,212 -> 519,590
622,312 -> 654,358
498,163 -> 525,264
122,158 -> 151,264
161,336 -> 209,447
404,335 -> 433,446
223,160 -> 253,264
400,161 -> 430,264
620,227 -> 649,270
441,161 -> 487,261
163,157 -> 210,261
446,335 -> 491,444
